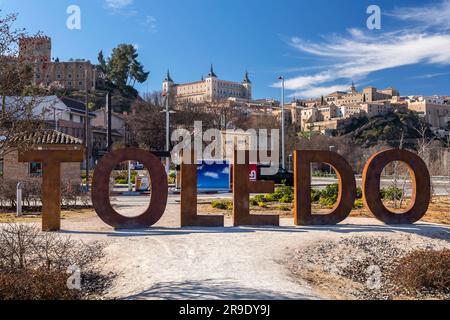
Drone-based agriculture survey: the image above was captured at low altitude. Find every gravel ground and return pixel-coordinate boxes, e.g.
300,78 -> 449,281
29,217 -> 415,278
3,201 -> 449,300
287,233 -> 450,300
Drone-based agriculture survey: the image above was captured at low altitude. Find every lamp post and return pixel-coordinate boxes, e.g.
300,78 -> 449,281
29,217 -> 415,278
329,146 -> 336,175
278,76 -> 285,171
162,92 -> 174,174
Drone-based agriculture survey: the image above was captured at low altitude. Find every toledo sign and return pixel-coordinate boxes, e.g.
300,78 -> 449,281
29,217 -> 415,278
19,147 -> 431,232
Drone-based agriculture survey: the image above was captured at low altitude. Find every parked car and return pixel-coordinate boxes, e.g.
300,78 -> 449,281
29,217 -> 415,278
130,162 -> 144,170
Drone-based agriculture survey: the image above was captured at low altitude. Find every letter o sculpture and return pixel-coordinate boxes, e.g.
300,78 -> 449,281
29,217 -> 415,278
92,148 -> 168,229
362,149 -> 431,224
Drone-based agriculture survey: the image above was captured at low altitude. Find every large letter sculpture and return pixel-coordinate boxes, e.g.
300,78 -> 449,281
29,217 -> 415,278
362,149 -> 431,224
232,150 -> 279,226
294,150 -> 356,225
180,149 -> 224,227
19,149 -> 84,231
92,148 -> 168,229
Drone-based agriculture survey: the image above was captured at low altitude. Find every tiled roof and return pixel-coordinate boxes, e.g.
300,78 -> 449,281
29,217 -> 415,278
14,130 -> 83,145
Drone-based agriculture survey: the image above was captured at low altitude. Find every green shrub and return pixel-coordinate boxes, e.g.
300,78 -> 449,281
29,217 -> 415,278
114,170 -> 138,184
319,196 -> 338,208
381,186 -> 403,201
211,200 -> 233,210
277,205 -> 292,212
258,202 -> 268,208
311,189 -> 321,203
279,194 -> 294,204
253,195 -> 267,203
353,198 -> 364,209
356,187 -> 363,199
264,193 -> 277,202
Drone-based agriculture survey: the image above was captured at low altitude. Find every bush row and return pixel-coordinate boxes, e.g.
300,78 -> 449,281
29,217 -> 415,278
212,184 -> 404,210
0,178 -> 89,210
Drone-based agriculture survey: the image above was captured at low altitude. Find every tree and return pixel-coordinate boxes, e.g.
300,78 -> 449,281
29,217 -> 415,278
102,44 -> 149,90
0,11 -> 44,159
97,50 -> 107,74
128,99 -> 165,151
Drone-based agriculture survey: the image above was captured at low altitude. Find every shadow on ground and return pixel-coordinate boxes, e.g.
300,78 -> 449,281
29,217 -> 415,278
123,279 -> 315,300
61,222 -> 449,241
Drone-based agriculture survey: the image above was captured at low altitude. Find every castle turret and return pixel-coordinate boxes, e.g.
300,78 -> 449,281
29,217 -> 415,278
207,64 -> 217,78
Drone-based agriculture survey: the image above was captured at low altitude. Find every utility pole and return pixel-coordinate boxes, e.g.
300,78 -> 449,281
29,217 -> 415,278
278,76 -> 286,170
165,92 -> 170,174
106,92 -> 112,152
85,69 -> 90,191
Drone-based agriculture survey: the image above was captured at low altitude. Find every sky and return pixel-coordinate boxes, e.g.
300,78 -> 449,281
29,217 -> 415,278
1,0 -> 450,100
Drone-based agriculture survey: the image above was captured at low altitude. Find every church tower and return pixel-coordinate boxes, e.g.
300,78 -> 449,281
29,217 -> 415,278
162,70 -> 174,95
242,70 -> 252,100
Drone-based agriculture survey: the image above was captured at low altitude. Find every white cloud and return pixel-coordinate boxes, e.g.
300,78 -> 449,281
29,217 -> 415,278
204,172 -> 219,179
143,15 -> 157,33
413,72 -> 450,79
296,85 -> 351,99
274,1 -> 450,98
388,0 -> 450,31
105,0 -> 134,10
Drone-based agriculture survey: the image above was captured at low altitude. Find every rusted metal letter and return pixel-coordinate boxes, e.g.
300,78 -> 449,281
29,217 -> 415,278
19,149 -> 84,231
232,150 -> 279,226
362,149 -> 430,224
92,148 -> 168,229
180,149 -> 224,227
294,150 -> 356,225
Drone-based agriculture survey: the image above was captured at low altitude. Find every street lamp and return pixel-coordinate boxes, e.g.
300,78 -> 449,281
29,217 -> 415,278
278,76 -> 285,171
161,92 -> 176,174
329,146 -> 336,175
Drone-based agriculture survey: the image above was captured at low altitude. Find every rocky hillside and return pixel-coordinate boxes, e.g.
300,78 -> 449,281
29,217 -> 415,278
338,110 -> 434,149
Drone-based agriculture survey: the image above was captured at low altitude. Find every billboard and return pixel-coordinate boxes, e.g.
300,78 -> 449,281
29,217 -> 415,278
197,161 -> 231,192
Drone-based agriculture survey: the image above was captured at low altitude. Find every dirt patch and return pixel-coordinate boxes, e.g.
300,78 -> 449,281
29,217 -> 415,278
199,197 -> 450,225
0,209 -> 97,224
286,234 -> 450,300
350,197 -> 450,225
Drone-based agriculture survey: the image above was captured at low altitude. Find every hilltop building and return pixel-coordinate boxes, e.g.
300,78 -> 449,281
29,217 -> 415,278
325,83 -> 400,106
162,66 -> 252,104
406,96 -> 450,130
19,36 -> 101,91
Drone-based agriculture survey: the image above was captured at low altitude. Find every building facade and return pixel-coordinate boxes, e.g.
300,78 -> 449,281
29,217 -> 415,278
406,96 -> 450,130
19,36 -> 99,91
162,66 -> 252,104
325,83 -> 400,106
0,130 -> 83,182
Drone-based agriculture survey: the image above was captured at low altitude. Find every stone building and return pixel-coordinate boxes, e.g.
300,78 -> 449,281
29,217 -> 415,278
162,66 -> 252,104
325,83 -> 399,106
406,96 -> 450,130
0,130 -> 83,182
19,36 -> 99,91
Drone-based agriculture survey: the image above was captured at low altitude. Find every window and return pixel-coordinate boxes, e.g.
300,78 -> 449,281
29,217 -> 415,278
0,158 -> 3,177
29,162 -> 42,176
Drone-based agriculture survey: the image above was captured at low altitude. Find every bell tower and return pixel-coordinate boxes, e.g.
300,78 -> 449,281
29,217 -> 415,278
242,71 -> 252,100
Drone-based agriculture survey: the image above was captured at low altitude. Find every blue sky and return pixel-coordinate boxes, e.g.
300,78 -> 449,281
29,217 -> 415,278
2,0 -> 450,99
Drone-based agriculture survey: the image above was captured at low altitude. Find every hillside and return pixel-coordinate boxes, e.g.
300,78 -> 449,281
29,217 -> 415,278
67,88 -> 140,113
338,110 -> 434,149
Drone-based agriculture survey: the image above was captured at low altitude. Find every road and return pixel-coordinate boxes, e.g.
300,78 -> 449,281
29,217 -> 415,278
111,176 -> 450,208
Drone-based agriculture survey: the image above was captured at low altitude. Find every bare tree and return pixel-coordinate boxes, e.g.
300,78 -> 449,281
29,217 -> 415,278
0,11 -> 44,158
415,119 -> 436,200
